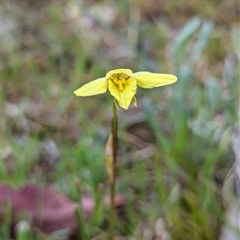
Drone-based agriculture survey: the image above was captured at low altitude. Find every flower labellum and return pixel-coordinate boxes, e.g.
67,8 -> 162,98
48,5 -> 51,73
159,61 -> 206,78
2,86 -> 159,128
74,69 -> 177,110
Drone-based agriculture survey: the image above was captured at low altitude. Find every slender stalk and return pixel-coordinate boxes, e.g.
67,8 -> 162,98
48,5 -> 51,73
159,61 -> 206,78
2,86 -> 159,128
109,101 -> 118,240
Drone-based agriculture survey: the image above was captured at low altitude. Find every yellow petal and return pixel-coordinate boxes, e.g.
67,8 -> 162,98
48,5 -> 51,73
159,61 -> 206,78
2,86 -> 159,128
106,69 -> 133,78
133,72 -> 177,89
74,77 -> 107,96
108,78 -> 137,110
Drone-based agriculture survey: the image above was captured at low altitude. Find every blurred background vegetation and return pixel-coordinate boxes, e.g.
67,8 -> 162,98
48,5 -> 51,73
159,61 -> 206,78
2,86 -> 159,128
2,0 -> 239,239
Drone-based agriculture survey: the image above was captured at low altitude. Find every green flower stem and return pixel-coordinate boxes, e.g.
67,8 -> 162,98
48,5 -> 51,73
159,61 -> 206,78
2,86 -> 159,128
109,101 -> 118,240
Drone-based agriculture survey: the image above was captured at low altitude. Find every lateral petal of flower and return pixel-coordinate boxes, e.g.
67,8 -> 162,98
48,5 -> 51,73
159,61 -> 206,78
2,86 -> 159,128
74,78 -> 107,96
133,72 -> 177,89
108,78 -> 137,110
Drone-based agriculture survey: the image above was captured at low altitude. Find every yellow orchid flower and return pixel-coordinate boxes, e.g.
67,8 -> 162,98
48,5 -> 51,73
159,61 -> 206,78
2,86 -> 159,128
74,69 -> 177,110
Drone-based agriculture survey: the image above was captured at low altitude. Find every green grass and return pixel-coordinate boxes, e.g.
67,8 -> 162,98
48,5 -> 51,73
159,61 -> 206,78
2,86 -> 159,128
2,0 -> 239,239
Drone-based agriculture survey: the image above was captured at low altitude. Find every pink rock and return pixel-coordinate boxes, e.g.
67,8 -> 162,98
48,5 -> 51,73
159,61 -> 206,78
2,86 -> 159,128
0,184 -> 125,237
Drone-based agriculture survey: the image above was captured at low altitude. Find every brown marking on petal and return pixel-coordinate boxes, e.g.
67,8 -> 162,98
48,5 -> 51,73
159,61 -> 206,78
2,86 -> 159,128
108,73 -> 130,92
